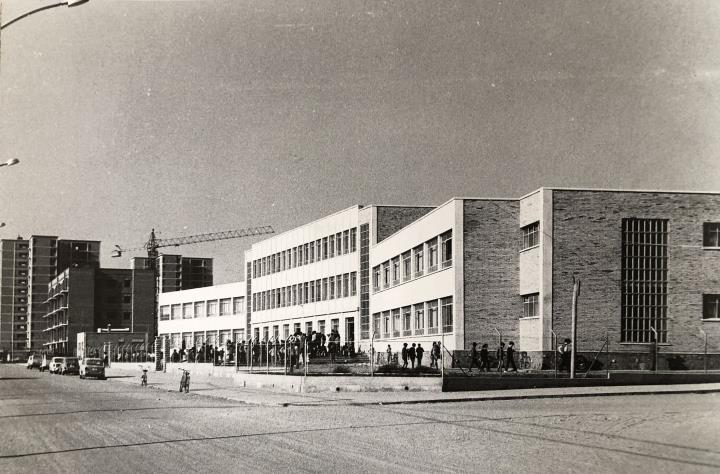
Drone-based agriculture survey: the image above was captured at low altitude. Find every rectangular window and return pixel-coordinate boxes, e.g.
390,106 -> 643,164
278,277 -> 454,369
441,231 -> 453,268
704,223 -> 720,247
294,322 -> 301,334
322,237 -> 328,259
402,252 -> 411,281
336,275 -> 342,298
621,218 -> 668,343
329,235 -> 335,258
298,245 -> 303,265
281,287 -> 286,307
343,230 -> 350,254
160,305 -> 170,321
309,241 -> 315,263
522,294 -> 539,318
399,306 -> 411,336
273,325 -> 279,339
382,262 -> 390,288
233,297 -> 243,314
427,300 -> 439,334
350,227 -> 357,252
329,276 -> 335,299
309,281 -> 315,302
441,296 -> 453,333
382,311 -> 391,338
331,318 -> 340,332
315,279 -> 321,301
413,245 -> 424,277
392,309 -> 401,337
372,266 -> 380,291
303,282 -> 309,304
183,303 -> 193,319
263,326 -> 269,341
306,321 -> 313,335
343,273 -> 349,297
336,233 -> 342,256
316,239 -> 321,261
373,313 -> 381,339
292,247 -> 298,268
322,278 -> 328,300
427,237 -> 438,271
292,285 -> 298,306
522,222 -> 540,249
171,304 -> 181,320
391,257 -> 400,285
206,300 -> 218,317
194,301 -> 205,318
283,324 -> 290,339
219,298 -> 231,316
350,272 -> 357,296
703,295 -> 720,320
414,304 -> 425,335
318,320 -> 326,336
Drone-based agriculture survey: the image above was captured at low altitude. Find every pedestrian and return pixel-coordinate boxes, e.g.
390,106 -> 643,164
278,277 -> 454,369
468,342 -> 480,372
506,341 -> 517,372
496,342 -> 505,372
479,343 -> 490,372
386,344 -> 393,365
408,343 -> 417,369
430,342 -> 438,369
558,338 -> 571,372
416,344 -> 424,368
401,343 -> 408,368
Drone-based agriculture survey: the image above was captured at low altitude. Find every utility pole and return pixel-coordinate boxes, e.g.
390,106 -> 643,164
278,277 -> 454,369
570,277 -> 580,379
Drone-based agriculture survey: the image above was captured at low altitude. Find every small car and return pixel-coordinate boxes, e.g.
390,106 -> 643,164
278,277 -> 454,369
26,355 -> 42,370
60,357 -> 80,375
49,357 -> 64,374
79,358 -> 105,380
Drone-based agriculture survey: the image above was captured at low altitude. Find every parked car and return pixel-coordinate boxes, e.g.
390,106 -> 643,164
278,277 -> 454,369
60,357 -> 80,375
49,357 -> 64,374
26,355 -> 42,370
79,358 -> 105,380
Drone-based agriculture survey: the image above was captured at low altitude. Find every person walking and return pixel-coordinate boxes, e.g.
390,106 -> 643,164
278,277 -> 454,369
430,342 -> 438,369
386,345 -> 393,365
496,342 -> 506,372
401,343 -> 408,369
468,342 -> 479,372
479,343 -> 490,372
408,343 -> 417,369
416,344 -> 424,368
506,341 -> 517,372
558,338 -> 571,372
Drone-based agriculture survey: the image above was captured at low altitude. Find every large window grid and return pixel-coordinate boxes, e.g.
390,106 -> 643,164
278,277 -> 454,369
252,272 -> 358,311
522,294 -> 539,318
621,218 -> 668,343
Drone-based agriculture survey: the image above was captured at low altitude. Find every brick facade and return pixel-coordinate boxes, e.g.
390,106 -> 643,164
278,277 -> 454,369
376,206 -> 434,243
551,190 -> 720,355
462,200 -> 522,347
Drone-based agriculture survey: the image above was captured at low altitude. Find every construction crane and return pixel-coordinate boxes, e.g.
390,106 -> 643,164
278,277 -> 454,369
112,225 -> 275,370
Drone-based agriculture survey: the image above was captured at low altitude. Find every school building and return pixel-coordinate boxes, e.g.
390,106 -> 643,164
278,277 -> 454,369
156,188 -> 720,369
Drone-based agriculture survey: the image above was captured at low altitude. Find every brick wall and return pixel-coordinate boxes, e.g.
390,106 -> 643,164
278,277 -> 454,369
552,190 -> 720,353
462,200 -> 522,349
376,206 -> 434,243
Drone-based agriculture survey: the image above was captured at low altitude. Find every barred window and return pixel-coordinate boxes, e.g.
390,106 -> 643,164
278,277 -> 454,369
441,296 -> 453,333
621,218 -> 668,343
522,222 -> 539,249
522,293 -> 539,318
160,305 -> 170,321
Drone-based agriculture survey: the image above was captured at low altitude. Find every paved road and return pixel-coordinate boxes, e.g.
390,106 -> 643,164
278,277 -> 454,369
1,364 -> 719,474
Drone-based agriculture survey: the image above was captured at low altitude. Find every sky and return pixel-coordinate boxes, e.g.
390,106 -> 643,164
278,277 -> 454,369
1,0 -> 719,284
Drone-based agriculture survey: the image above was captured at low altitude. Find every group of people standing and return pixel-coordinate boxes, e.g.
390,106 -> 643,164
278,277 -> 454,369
467,341 -> 519,372
384,342 -> 443,369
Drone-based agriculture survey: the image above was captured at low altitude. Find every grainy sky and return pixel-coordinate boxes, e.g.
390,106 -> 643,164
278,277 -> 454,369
1,0 -> 719,283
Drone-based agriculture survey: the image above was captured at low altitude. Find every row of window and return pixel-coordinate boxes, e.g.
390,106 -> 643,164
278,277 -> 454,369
252,227 -> 357,278
254,318 -> 342,342
372,297 -> 453,339
160,297 -> 245,321
253,272 -> 358,311
372,231 -> 452,292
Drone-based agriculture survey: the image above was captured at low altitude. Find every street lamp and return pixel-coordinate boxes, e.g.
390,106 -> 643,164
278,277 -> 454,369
0,158 -> 19,167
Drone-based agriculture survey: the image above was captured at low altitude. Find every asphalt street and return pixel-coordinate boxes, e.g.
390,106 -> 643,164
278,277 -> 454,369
1,364 -> 719,474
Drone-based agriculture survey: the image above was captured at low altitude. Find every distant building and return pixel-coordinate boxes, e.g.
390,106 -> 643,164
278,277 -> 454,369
0,236 -> 99,358
132,255 -> 213,293
43,266 -> 154,356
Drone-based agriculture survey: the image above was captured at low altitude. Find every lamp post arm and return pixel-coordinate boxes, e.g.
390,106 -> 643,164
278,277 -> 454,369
1,2 -> 71,31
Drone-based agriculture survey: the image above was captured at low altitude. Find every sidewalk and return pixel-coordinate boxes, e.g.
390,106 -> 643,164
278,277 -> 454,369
105,366 -> 720,407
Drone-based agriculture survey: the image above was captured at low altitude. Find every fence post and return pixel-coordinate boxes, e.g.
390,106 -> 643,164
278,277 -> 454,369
266,342 -> 269,374
370,333 -> 375,377
700,329 -> 708,374
249,341 -> 253,374
304,338 -> 308,377
284,339 -> 288,375
606,330 -> 610,379
441,333 -> 445,383
650,326 -> 658,373
494,328 -> 502,376
551,330 -> 557,379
